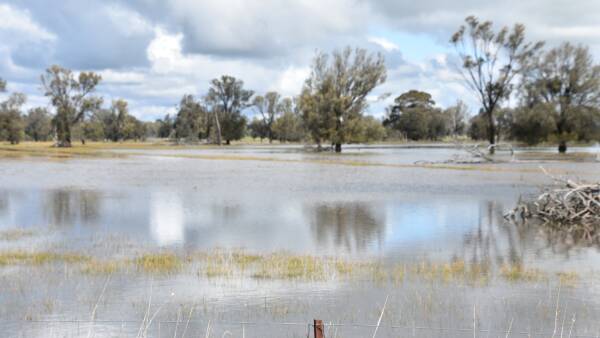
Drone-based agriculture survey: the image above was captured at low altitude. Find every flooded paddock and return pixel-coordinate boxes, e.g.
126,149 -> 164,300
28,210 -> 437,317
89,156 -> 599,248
0,145 -> 599,337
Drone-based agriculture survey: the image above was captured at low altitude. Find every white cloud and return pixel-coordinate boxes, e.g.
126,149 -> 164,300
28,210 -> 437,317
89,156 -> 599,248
2,0 -> 600,121
367,36 -> 400,51
0,4 -> 55,41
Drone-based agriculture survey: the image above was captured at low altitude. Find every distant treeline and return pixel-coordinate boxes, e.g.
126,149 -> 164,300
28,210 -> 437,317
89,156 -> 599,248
1,16 -> 599,152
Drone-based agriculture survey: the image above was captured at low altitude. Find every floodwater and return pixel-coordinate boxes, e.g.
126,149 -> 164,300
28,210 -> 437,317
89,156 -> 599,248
0,145 -> 599,337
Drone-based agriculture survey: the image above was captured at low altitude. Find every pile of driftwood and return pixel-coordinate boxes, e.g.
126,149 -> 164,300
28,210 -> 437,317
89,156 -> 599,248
505,168 -> 600,242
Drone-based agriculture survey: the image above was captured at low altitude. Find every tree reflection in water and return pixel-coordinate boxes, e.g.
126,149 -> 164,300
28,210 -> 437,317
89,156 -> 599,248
44,190 -> 102,227
308,202 -> 386,253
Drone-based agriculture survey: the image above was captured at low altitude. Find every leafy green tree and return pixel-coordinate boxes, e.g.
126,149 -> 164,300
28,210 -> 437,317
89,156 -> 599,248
571,106 -> 600,142
24,107 -> 53,141
92,109 -> 116,141
220,110 -> 247,145
299,47 -> 386,152
521,43 -> 600,152
112,99 -> 129,141
467,112 -> 489,141
272,98 -> 304,142
510,105 -> 556,145
81,118 -> 105,141
384,90 -> 448,140
41,65 -> 102,147
0,80 -> 26,144
206,75 -> 253,145
252,91 -> 285,143
451,16 -> 543,153
0,93 -> 26,144
350,116 -> 386,143
248,118 -> 268,141
174,95 -> 209,142
157,114 -> 174,138
121,115 -> 146,141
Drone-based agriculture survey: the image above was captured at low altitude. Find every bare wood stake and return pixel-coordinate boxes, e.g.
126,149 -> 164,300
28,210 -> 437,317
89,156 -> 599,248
313,319 -> 324,338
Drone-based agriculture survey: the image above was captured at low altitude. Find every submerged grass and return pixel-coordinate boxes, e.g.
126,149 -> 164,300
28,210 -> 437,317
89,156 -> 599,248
499,264 -> 547,282
81,259 -> 129,275
0,229 -> 35,241
0,250 -> 89,266
135,253 -> 182,274
0,247 -> 584,288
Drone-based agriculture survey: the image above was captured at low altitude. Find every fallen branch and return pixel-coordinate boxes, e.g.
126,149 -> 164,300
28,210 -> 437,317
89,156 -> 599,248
505,167 -> 600,243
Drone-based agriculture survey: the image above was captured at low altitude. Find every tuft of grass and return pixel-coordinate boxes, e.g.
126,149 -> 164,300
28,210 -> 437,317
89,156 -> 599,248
251,253 -> 326,280
135,253 -> 181,274
0,229 -> 35,241
557,271 -> 579,287
499,264 -> 547,282
81,259 -> 128,275
204,263 -> 233,278
0,250 -> 89,266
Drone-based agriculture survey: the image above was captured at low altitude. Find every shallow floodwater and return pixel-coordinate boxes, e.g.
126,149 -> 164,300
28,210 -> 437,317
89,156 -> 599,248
1,145 -> 600,337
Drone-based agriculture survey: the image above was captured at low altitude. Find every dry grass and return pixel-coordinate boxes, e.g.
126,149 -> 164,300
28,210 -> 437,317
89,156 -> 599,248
81,259 -> 129,275
0,250 -> 89,266
0,229 -> 35,241
0,247 -> 584,288
499,264 -> 547,282
135,253 -> 182,274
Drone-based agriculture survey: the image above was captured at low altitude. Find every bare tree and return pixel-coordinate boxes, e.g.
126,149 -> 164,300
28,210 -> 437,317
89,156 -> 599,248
444,100 -> 469,137
41,65 -> 102,147
451,16 -> 543,153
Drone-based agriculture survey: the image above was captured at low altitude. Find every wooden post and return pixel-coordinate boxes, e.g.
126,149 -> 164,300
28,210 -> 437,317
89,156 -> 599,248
313,319 -> 324,338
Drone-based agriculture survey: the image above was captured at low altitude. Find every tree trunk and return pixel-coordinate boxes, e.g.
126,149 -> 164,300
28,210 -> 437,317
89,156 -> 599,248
487,110 -> 495,155
558,140 -> 567,153
335,143 -> 342,153
55,115 -> 72,147
214,111 -> 222,146
225,139 -> 230,145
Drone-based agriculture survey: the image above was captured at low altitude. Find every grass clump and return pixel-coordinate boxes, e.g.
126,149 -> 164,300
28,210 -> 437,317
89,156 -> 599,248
0,250 -> 89,266
252,253 -> 326,280
499,264 -> 547,282
81,259 -> 128,275
0,229 -> 35,241
557,272 -> 579,287
135,253 -> 182,274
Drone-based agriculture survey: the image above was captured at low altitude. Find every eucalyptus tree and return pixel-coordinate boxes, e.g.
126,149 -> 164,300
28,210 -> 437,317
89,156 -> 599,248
443,100 -> 468,137
174,94 -> 209,142
0,93 -> 26,144
272,97 -> 304,142
206,75 -> 253,145
41,65 -> 102,147
157,114 -> 174,138
299,47 -> 386,152
0,77 -> 5,92
451,16 -> 543,153
24,107 -> 53,141
252,91 -> 283,143
384,90 -> 448,140
521,43 -> 600,152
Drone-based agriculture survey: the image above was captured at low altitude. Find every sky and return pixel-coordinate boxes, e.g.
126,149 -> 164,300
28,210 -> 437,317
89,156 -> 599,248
0,0 -> 599,121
